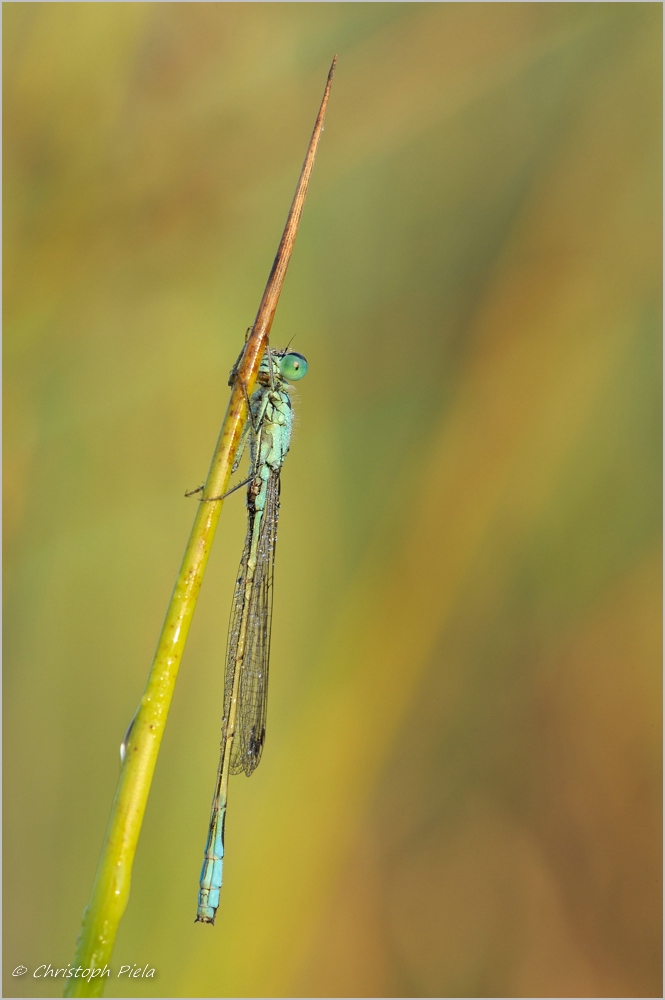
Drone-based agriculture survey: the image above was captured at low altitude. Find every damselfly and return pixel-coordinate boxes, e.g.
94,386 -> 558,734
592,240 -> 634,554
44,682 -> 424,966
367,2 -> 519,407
196,345 -> 308,924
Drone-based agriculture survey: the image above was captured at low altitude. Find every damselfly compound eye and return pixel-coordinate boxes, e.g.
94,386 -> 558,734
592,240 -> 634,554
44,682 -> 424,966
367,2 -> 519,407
279,352 -> 308,381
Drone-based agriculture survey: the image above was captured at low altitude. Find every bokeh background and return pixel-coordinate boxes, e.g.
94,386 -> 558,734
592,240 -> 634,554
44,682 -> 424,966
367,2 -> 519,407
4,4 -> 662,998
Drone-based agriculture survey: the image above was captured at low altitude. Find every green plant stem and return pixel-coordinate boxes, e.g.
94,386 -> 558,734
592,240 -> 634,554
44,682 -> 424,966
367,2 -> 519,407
64,56 -> 335,998
64,379 -> 249,999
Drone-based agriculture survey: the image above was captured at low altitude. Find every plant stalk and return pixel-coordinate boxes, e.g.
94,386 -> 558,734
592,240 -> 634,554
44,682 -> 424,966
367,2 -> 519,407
65,56 -> 335,998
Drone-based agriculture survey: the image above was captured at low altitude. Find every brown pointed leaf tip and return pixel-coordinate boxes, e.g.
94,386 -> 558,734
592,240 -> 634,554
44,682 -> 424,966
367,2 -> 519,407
236,57 -> 337,385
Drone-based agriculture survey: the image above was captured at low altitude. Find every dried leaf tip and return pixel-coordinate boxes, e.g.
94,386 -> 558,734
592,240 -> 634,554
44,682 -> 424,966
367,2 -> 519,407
238,59 -> 337,381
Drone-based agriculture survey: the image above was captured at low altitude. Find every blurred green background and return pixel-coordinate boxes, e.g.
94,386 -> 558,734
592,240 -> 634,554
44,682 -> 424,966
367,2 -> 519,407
3,3 -> 661,998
